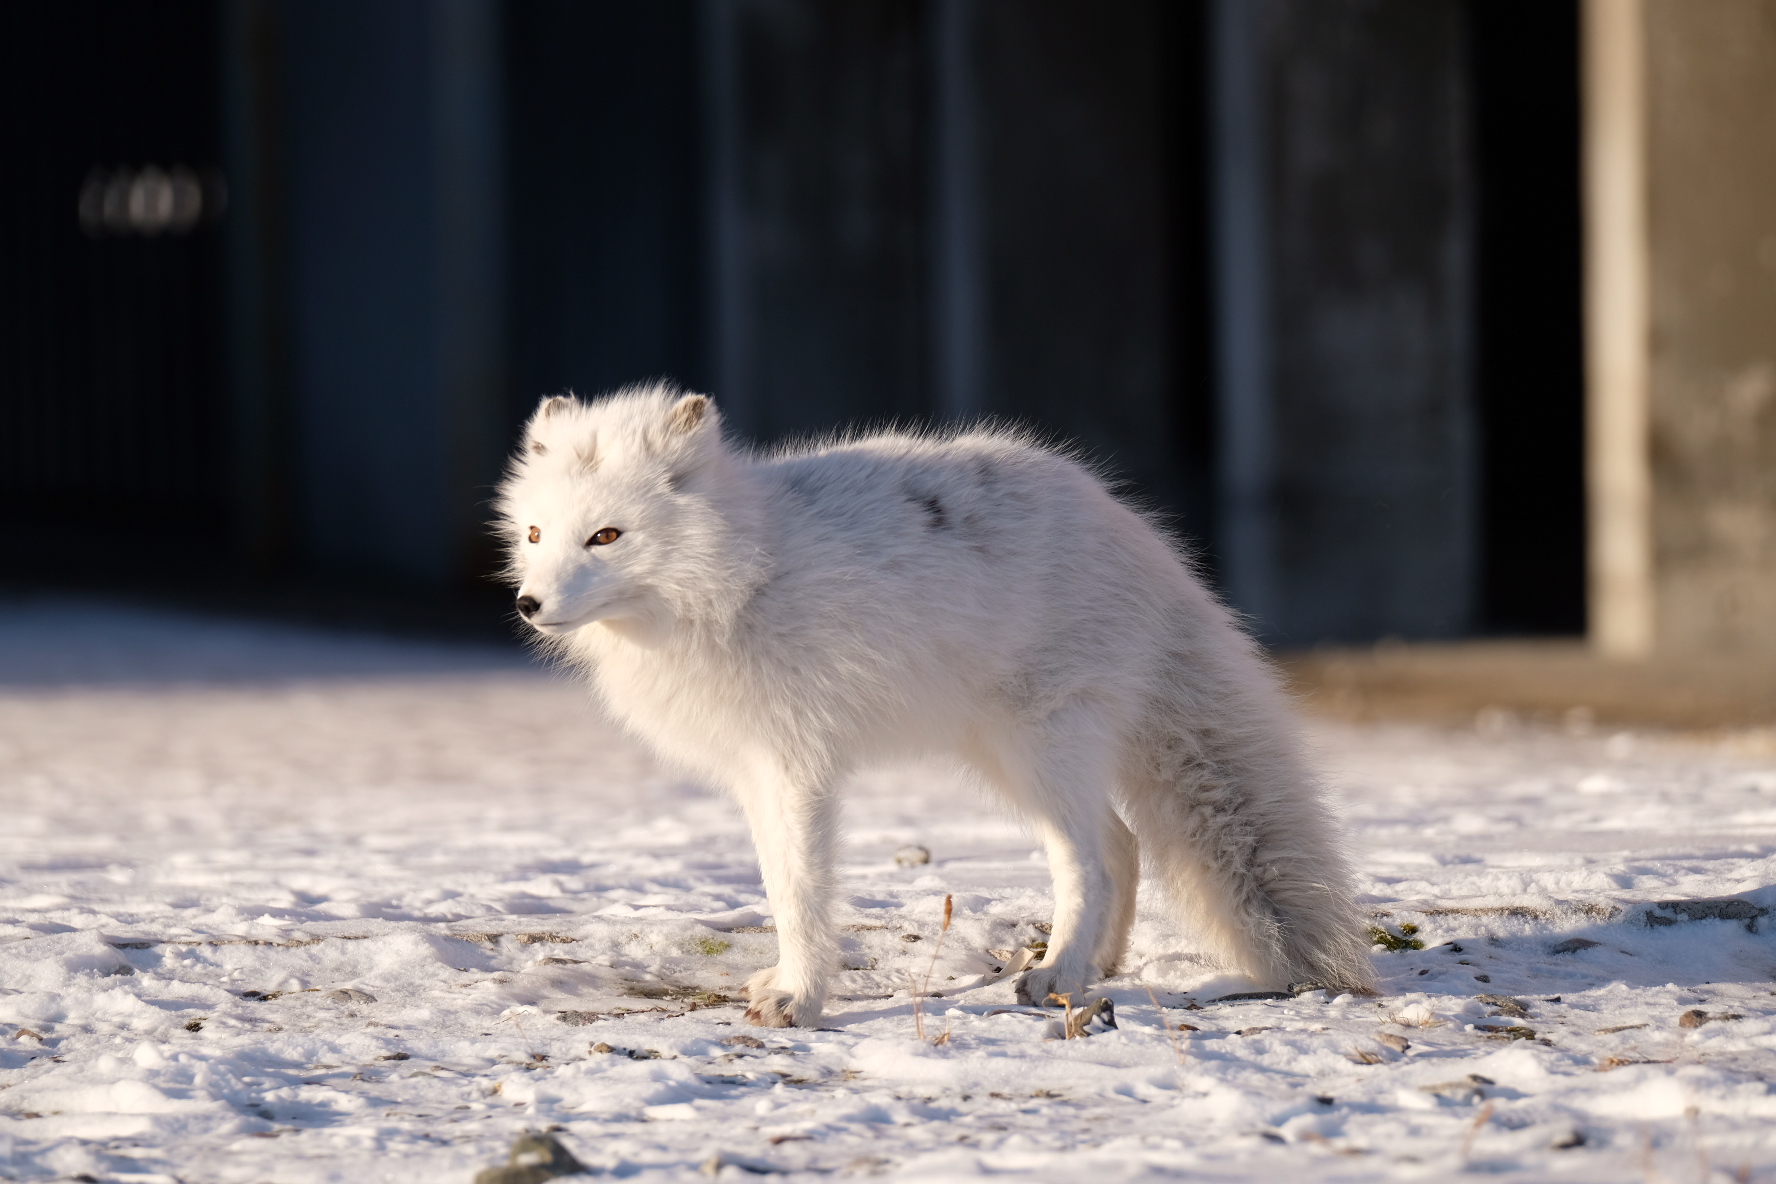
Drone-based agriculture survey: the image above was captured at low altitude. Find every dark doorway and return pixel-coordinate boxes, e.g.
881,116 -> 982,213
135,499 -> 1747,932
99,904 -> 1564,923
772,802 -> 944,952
503,0 -> 706,434
1469,0 -> 1587,634
0,1 -> 230,583
1166,0 -> 1216,566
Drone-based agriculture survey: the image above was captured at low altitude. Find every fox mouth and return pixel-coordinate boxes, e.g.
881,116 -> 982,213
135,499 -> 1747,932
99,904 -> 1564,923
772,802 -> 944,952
529,616 -> 590,633
522,586 -> 656,636
527,597 -> 622,633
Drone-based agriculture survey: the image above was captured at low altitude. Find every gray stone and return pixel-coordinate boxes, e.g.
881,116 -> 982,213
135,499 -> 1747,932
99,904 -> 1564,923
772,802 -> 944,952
1419,1075 -> 1492,1104
1549,938 -> 1602,954
329,988 -> 376,1004
474,1132 -> 587,1184
1476,994 -> 1530,1018
892,844 -> 931,868
553,1011 -> 601,1026
1649,898 -> 1766,933
701,1151 -> 784,1176
1679,1009 -> 1743,1029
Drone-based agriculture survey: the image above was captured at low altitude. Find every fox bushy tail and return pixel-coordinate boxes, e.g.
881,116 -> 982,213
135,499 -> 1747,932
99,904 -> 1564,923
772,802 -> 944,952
1121,644 -> 1377,994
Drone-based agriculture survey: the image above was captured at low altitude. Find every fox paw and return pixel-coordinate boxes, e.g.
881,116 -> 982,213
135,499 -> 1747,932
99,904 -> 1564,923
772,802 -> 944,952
743,967 -> 819,1028
1015,964 -> 1094,1009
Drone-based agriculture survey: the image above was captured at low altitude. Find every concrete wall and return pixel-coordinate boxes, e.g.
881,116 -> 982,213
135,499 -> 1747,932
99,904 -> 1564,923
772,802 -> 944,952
1585,0 -> 1776,658
1644,1 -> 1776,654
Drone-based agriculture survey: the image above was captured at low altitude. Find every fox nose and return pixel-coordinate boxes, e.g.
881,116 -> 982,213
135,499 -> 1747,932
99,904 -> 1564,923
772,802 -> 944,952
515,595 -> 541,619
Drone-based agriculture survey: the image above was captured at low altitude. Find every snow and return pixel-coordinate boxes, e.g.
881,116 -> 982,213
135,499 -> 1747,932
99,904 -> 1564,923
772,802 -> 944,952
2,598 -> 1774,1182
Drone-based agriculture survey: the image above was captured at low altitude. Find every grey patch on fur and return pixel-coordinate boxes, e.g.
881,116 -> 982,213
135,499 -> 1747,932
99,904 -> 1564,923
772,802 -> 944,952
538,394 -> 576,418
912,492 -> 946,530
530,440 -> 547,454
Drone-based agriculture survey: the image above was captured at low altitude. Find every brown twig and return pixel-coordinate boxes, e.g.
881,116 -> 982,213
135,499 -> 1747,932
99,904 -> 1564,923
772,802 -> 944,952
1047,990 -> 1076,1037
912,894 -> 953,1044
505,1011 -> 547,1064
1461,1100 -> 1494,1163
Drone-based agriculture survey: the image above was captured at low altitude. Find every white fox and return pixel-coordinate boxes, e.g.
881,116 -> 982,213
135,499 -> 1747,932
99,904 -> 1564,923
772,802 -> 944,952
498,384 -> 1376,1027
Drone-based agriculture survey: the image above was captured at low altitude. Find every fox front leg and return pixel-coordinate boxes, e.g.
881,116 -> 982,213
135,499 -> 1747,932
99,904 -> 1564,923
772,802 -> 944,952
734,775 -> 840,1027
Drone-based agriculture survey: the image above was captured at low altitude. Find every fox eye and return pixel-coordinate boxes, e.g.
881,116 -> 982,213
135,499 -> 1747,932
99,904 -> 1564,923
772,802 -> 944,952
527,526 -> 540,544
587,527 -> 621,547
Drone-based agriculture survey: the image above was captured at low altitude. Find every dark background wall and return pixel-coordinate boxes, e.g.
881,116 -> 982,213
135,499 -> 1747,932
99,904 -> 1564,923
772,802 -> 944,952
726,0 -> 933,439
504,1 -> 706,420
976,1 -> 1210,541
1215,0 -> 1479,645
0,0 -> 1587,646
1470,1 -> 1586,637
0,1 -> 228,579
276,0 -> 507,589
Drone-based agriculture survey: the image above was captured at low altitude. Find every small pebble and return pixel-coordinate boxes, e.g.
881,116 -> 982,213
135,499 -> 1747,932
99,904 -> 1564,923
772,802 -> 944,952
1678,1009 -> 1741,1028
474,1132 -> 587,1183
893,844 -> 931,868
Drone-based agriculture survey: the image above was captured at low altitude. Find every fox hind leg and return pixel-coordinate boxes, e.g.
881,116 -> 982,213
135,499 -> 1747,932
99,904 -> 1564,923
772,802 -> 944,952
977,701 -> 1122,1007
1094,811 -> 1139,975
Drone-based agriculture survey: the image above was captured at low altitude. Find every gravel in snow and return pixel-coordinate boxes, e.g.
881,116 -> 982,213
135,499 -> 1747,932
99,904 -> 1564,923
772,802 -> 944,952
1,600 -> 1774,1182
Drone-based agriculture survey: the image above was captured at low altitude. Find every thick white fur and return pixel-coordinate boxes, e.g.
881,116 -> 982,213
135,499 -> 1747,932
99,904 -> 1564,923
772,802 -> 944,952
498,385 -> 1377,1026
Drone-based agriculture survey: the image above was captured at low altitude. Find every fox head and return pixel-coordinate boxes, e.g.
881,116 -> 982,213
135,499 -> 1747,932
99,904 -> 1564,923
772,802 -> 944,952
496,385 -> 763,644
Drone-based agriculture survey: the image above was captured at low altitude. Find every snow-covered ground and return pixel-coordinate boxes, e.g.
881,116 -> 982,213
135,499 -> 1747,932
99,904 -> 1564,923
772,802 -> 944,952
2,600 -> 1774,1183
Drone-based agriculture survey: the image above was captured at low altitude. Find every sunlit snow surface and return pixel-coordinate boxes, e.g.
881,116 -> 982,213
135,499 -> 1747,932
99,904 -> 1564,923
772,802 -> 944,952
2,600 -> 1775,1183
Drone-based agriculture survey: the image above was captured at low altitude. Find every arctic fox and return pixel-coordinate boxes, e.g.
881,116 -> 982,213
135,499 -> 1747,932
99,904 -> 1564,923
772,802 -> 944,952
498,384 -> 1376,1027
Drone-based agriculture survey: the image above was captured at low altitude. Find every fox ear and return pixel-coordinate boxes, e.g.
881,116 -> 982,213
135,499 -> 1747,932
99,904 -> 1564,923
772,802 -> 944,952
524,393 -> 580,457
654,393 -> 722,487
668,393 -> 710,434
